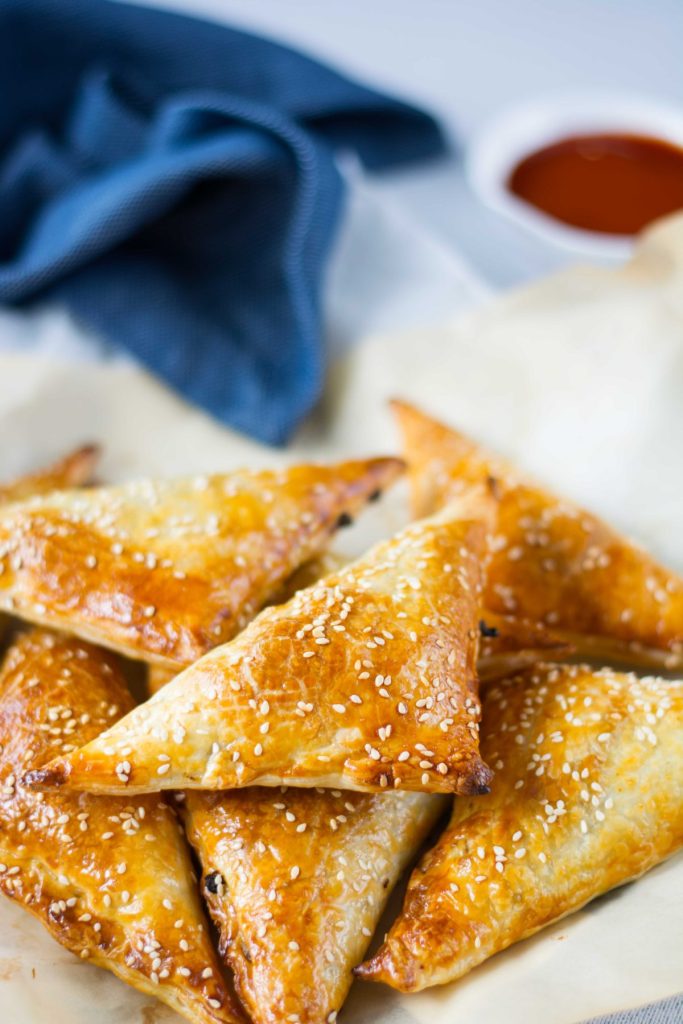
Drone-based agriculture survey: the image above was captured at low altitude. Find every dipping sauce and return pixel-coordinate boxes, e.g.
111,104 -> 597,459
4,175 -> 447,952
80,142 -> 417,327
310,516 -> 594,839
508,133 -> 683,236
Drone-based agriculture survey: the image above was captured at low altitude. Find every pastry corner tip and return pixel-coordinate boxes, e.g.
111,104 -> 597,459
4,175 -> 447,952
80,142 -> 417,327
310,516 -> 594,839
353,454 -> 406,502
22,758 -> 72,789
388,397 -> 426,435
73,441 -> 101,462
387,395 -> 406,413
62,442 -> 102,482
352,953 -> 382,983
372,453 -> 406,478
387,396 -> 417,417
459,759 -> 494,797
388,396 -> 438,431
353,947 -> 418,991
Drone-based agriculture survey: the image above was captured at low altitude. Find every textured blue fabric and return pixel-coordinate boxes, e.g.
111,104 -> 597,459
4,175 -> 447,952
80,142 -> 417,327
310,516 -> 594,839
0,0 -> 446,443
584,995 -> 683,1024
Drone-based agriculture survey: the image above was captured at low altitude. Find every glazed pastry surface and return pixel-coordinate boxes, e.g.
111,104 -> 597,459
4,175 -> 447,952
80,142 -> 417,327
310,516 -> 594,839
0,630 -> 245,1024
357,662 -> 683,991
0,458 -> 401,667
29,496 -> 495,796
393,400 -> 683,668
184,786 -> 444,1024
0,444 -> 101,647
278,559 -> 571,685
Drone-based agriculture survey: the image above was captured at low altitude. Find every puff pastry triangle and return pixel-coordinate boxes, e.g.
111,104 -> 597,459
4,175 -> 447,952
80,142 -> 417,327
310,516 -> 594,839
29,492 -> 496,796
392,400 -> 683,668
182,786 -> 444,1024
357,662 -> 683,991
0,444 -> 100,504
0,629 -> 245,1023
0,457 -> 402,668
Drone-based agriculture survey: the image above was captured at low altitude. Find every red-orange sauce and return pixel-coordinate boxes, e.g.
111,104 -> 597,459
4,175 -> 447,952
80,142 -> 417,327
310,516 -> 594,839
508,133 -> 683,235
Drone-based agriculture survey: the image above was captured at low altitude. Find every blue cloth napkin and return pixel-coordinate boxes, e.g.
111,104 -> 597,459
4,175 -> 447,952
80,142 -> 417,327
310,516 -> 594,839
586,995 -> 683,1024
0,0 -> 446,444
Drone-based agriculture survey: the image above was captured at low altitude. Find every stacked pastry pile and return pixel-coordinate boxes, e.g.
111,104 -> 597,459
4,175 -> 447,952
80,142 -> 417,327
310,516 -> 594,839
0,402 -> 681,1024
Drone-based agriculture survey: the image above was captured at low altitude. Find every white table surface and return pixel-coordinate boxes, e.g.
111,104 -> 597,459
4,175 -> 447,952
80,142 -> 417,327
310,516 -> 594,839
133,0 -> 683,288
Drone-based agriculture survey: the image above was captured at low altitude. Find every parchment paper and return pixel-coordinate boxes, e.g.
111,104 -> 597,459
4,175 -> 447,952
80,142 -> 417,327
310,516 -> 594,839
0,213 -> 682,1023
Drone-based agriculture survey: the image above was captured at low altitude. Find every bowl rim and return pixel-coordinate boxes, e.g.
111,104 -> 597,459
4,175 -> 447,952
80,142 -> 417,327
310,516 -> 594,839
465,92 -> 683,260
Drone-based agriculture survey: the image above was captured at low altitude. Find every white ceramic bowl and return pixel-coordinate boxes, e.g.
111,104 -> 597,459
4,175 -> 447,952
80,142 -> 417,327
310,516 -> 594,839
466,93 -> 683,261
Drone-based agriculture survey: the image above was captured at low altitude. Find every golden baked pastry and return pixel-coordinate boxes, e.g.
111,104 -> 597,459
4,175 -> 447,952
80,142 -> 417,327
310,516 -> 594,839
28,493 -> 496,796
357,662 -> 683,991
0,629 -> 244,1023
0,457 -> 402,668
182,786 -> 444,1024
392,400 -> 683,668
0,445 -> 101,646
0,444 -> 99,504
144,556 -> 353,697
